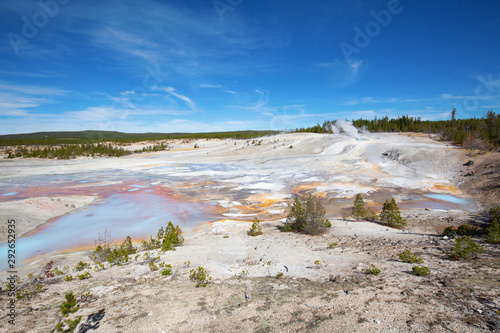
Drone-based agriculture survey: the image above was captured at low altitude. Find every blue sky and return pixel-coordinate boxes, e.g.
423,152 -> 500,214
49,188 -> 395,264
1,0 -> 499,134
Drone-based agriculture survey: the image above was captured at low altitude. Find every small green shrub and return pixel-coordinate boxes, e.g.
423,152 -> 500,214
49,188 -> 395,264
107,248 -> 130,266
184,261 -> 191,267
93,263 -> 105,272
442,226 -> 458,238
80,291 -> 94,303
327,242 -> 338,249
56,291 -> 81,333
276,271 -> 284,279
314,259 -> 325,267
450,236 -> 484,260
248,217 -> 263,236
265,260 -> 273,277
443,224 -> 480,238
457,223 -> 480,236
485,221 -> 500,244
363,264 -> 381,275
75,261 -> 90,272
398,249 -> 424,264
52,267 -> 65,276
64,275 -> 73,282
77,272 -> 91,280
237,269 -> 249,280
90,243 -> 111,264
412,266 -> 430,276
148,261 -> 159,271
223,235 -> 229,238
161,264 -> 172,276
16,290 -> 29,300
189,266 -> 211,287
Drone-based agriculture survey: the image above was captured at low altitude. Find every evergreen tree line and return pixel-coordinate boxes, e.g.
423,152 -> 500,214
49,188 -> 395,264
295,109 -> 500,149
0,130 -> 279,146
133,143 -> 170,153
5,143 -> 132,159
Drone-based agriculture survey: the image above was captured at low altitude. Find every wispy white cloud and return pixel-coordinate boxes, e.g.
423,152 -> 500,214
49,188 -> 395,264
198,84 -> 221,88
0,83 -> 68,96
441,93 -> 466,99
155,87 -> 197,111
345,97 -> 419,105
0,83 -> 67,119
0,71 -> 66,79
318,59 -> 365,88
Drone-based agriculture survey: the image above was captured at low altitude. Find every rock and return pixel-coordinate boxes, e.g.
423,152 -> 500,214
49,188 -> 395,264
463,160 -> 474,166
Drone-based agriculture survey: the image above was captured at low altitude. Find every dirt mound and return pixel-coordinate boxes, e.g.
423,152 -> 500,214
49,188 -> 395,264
457,151 -> 500,209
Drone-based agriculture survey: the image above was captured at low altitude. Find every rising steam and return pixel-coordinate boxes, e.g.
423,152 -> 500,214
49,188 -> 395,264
330,119 -> 368,140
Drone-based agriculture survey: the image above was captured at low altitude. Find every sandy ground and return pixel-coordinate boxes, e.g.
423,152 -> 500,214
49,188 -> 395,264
1,214 -> 499,332
0,132 -> 499,332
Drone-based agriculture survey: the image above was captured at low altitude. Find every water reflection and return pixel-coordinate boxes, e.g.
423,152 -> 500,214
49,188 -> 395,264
0,188 -> 218,270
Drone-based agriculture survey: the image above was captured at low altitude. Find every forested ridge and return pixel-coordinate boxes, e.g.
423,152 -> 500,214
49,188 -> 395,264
0,130 -> 278,146
4,143 -> 132,159
296,109 -> 500,149
0,130 -> 278,159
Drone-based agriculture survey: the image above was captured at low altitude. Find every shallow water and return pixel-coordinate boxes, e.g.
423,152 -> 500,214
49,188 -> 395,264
0,187 -> 218,270
1,192 -> 18,196
424,194 -> 469,205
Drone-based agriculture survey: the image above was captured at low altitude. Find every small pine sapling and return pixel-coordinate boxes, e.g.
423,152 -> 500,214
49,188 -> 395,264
412,266 -> 430,277
77,272 -> 91,280
237,269 -> 249,280
485,205 -> 500,244
450,236 -> 484,260
398,249 -> 423,264
161,264 -> 172,276
56,291 -> 81,333
363,264 -> 381,275
75,261 -> 90,272
148,261 -> 159,271
327,242 -> 338,249
248,217 -> 263,236
189,266 -> 211,287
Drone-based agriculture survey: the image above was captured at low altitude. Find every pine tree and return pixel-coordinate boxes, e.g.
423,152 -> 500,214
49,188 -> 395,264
248,217 -> 263,236
379,198 -> 406,229
485,205 -> 500,244
56,292 -> 81,332
120,236 -> 136,255
283,195 -> 330,235
351,194 -> 367,220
